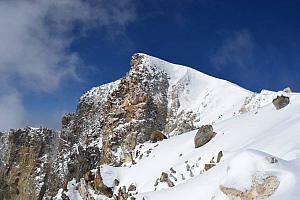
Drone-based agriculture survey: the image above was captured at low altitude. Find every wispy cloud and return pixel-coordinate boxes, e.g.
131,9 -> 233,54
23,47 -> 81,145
0,0 -> 136,131
210,30 -> 255,72
0,91 -> 26,131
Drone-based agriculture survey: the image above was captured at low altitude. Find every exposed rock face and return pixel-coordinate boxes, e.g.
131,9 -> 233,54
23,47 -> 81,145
60,53 -> 170,170
194,125 -> 216,148
272,95 -> 290,110
220,175 -> 280,200
0,127 -> 60,200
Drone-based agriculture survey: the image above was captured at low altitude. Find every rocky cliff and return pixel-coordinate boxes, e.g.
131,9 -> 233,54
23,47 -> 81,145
0,127 -> 60,200
0,53 -> 257,200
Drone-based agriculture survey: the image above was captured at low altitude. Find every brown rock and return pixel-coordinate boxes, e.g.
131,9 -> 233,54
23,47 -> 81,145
204,163 -> 216,171
150,131 -> 167,143
194,125 -> 216,148
84,171 -> 94,182
63,180 -> 68,191
220,175 -> 280,200
159,172 -> 175,187
94,168 -> 113,197
272,95 -> 290,110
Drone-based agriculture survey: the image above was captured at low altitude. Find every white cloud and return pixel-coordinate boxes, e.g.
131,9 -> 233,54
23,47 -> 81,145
0,91 -> 26,131
210,30 -> 255,71
0,0 -> 136,131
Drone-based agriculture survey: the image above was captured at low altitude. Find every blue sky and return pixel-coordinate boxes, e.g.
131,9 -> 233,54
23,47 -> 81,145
0,0 -> 299,130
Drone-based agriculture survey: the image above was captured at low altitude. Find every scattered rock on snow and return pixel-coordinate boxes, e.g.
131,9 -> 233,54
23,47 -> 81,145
194,125 -> 216,148
272,95 -> 290,110
159,172 -> 175,187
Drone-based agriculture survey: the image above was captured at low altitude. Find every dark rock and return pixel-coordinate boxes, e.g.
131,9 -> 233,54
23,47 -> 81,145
150,131 -> 167,143
204,163 -> 216,171
170,168 -> 176,173
194,125 -> 216,148
266,156 -> 278,164
128,184 -> 137,192
272,95 -> 290,110
114,179 -> 120,186
217,151 -> 223,163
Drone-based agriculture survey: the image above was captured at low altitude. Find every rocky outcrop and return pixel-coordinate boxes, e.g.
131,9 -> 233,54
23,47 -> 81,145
272,95 -> 290,110
220,175 -> 280,200
60,53 -> 170,169
194,125 -> 216,148
0,127 -> 60,200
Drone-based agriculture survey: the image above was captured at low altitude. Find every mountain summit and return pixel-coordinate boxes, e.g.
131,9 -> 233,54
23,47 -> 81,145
0,53 -> 299,200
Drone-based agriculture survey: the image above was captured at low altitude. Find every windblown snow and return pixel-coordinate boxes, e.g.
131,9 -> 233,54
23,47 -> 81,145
57,54 -> 300,200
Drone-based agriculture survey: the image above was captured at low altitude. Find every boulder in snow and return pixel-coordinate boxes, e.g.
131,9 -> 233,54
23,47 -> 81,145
272,95 -> 290,110
220,175 -> 280,200
204,163 -> 216,171
159,172 -> 175,187
194,125 -> 216,148
150,131 -> 167,143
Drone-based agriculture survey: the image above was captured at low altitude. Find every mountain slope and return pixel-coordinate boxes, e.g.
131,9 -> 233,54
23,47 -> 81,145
1,53 -> 298,200
100,91 -> 300,200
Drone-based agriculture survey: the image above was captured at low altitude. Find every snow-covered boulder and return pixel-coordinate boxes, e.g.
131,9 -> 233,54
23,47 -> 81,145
220,175 -> 280,200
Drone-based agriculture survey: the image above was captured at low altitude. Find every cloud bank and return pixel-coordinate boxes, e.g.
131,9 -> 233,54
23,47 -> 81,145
0,0 -> 136,131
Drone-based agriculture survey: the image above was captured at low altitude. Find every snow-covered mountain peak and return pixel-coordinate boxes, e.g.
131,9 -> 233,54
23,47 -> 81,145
128,53 -> 254,134
131,53 -> 236,88
2,53 -> 298,200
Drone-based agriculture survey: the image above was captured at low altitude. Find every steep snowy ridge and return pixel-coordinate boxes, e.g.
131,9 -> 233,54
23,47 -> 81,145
140,54 -> 255,134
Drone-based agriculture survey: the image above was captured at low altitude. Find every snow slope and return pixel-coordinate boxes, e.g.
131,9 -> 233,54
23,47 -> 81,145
100,90 -> 300,200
